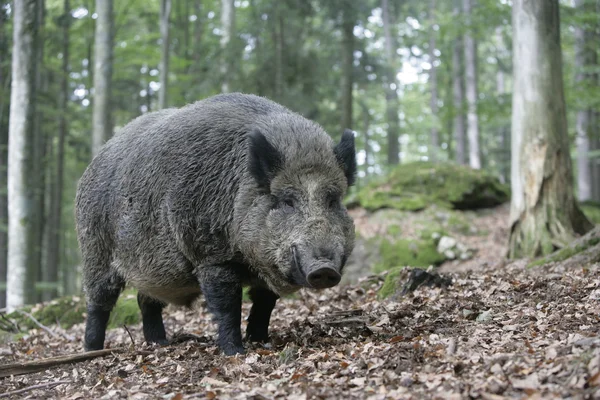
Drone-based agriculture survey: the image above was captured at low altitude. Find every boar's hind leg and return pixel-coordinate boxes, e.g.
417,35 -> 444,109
245,287 -> 279,343
83,275 -> 124,351
138,293 -> 169,346
200,270 -> 245,356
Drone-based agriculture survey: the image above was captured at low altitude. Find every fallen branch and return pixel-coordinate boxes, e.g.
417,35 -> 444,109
0,348 -> 153,378
15,310 -> 75,342
0,380 -> 71,398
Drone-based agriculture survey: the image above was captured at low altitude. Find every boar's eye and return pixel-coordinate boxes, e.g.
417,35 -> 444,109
279,197 -> 296,213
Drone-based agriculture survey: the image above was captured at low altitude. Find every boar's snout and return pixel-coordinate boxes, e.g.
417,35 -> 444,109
291,244 -> 343,289
307,266 -> 341,289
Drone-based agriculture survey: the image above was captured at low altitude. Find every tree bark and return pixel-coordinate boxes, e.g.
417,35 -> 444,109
452,2 -> 465,165
428,0 -> 439,162
0,1 -> 9,308
574,0 -> 594,202
340,6 -> 354,131
381,0 -> 400,165
359,100 -> 371,179
159,0 -> 171,110
220,0 -> 235,93
7,0 -> 40,310
44,0 -> 70,301
92,0 -> 113,157
509,0 -> 593,259
463,0 -> 480,169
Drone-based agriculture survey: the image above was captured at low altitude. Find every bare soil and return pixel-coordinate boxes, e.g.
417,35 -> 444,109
1,207 -> 599,399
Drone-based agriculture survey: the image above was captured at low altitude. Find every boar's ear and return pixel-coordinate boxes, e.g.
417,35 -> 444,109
248,129 -> 284,191
334,129 -> 357,187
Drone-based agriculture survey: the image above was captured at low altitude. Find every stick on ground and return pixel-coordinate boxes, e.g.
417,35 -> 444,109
0,348 -> 152,378
0,380 -> 71,398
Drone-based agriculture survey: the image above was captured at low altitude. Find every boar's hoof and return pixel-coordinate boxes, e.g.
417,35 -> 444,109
307,267 -> 341,289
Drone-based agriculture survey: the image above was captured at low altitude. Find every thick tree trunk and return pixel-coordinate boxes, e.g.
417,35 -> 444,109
509,0 -> 593,259
92,0 -> 113,157
7,0 -> 40,310
381,0 -> 400,165
220,0 -> 235,93
0,1 -> 9,308
340,7 -> 354,131
452,2 -> 466,165
44,0 -> 70,301
574,0 -> 594,202
428,0 -> 439,162
159,0 -> 171,110
463,0 -> 480,169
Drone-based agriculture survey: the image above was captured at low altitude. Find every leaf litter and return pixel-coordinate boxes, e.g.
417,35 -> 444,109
1,231 -> 600,398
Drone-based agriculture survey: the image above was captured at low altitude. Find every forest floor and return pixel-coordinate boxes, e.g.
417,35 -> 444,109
1,206 -> 600,399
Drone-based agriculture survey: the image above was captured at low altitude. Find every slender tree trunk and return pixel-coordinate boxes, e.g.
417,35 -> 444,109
44,0 -> 70,301
159,0 -> 171,109
452,2 -> 466,165
497,67 -> 510,184
32,0 -> 46,303
509,0 -> 592,259
220,0 -> 235,93
359,100 -> 371,179
340,7 -> 354,131
0,1 -> 9,308
463,0 -> 480,169
7,0 -> 40,310
574,0 -> 594,202
381,0 -> 400,165
92,0 -> 113,157
429,0 -> 439,162
274,11 -> 284,100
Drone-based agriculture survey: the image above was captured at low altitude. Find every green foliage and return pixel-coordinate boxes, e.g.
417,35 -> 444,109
107,289 -> 141,329
355,162 -> 510,212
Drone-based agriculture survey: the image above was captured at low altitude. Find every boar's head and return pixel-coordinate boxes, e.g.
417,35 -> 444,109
236,118 -> 357,295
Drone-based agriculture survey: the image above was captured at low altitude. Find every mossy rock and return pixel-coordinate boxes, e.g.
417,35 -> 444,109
527,235 -> 600,268
107,290 -> 141,329
355,161 -> 509,212
378,267 -> 406,299
373,237 -> 446,273
581,201 -> 600,225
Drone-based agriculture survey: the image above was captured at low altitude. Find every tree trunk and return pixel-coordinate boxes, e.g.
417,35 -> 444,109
452,2 -> 465,165
32,0 -> 46,303
92,0 -> 113,157
340,7 -> 354,131
274,11 -> 284,100
220,0 -> 235,93
497,67 -> 509,184
159,0 -> 171,110
509,0 -> 593,259
44,0 -> 70,301
0,1 -> 9,308
359,100 -> 371,179
574,0 -> 594,202
7,0 -> 40,310
463,0 -> 480,169
381,0 -> 400,165
429,0 -> 439,162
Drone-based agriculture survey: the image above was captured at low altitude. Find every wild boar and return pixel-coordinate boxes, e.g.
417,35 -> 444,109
75,93 -> 357,355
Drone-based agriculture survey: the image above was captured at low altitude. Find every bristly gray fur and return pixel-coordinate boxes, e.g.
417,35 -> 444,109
75,93 -> 356,351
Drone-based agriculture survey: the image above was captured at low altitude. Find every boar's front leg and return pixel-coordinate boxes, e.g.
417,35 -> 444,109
245,286 -> 279,343
200,267 -> 245,356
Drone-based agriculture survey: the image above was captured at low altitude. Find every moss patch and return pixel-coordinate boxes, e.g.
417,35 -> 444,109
581,201 -> 600,225
378,267 -> 405,299
7,296 -> 87,330
107,289 -> 141,329
374,238 -> 446,273
527,237 -> 600,268
355,161 -> 509,212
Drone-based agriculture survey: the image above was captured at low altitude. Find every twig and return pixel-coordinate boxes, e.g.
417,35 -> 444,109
123,325 -> 136,348
15,310 -> 75,342
0,380 -> 71,398
0,348 -> 153,378
16,310 -> 60,339
0,314 -> 19,333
